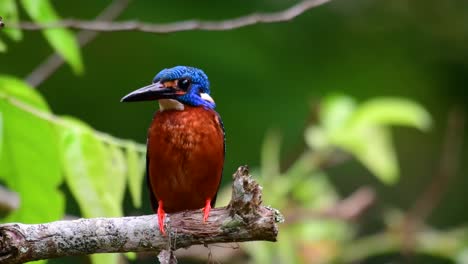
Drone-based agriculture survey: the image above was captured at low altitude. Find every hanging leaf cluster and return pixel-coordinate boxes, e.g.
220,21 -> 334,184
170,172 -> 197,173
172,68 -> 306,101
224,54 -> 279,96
0,75 -> 146,225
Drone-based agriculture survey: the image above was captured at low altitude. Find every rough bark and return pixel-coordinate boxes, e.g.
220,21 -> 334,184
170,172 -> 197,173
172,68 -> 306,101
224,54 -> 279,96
0,166 -> 283,264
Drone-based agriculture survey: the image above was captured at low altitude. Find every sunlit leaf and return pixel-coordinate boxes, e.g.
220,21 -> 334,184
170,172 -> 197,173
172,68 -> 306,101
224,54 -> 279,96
124,252 -> 137,261
59,118 -> 128,264
291,172 -> 338,209
456,247 -> 468,264
319,95 -> 432,184
0,0 -> 23,41
289,220 -> 351,263
243,242 -> 272,264
306,94 -> 356,150
107,144 -> 127,205
20,0 -> 83,74
320,93 -> 356,134
335,126 -> 398,184
0,112 -> 3,170
126,142 -> 145,208
0,76 -> 64,223
348,98 -> 432,131
277,230 -> 300,264
305,126 -> 328,150
0,38 -> 7,52
91,254 -> 120,264
290,219 -> 353,242
59,117 -> 122,218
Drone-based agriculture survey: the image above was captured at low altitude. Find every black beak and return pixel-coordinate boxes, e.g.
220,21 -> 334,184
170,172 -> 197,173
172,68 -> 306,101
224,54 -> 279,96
121,82 -> 178,102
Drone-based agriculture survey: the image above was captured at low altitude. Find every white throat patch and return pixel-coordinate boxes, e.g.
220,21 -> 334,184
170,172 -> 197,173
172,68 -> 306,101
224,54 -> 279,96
200,93 -> 215,103
158,99 -> 184,111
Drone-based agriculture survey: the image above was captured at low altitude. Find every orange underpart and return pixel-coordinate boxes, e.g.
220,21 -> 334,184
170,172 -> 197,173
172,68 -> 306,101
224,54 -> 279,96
203,199 -> 211,222
157,200 -> 166,235
147,106 -> 224,214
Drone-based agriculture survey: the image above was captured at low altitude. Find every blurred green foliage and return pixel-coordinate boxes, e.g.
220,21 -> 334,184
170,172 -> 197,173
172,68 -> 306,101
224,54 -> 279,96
1,0 -> 468,264
306,94 -> 431,184
1,0 -> 82,72
236,94 -> 441,263
0,76 -> 145,264
0,76 -> 63,225
20,0 -> 83,73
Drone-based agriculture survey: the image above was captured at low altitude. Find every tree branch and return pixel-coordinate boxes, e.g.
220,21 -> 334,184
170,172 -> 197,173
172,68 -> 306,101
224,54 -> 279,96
402,108 -> 465,253
4,0 -> 332,33
0,166 -> 283,264
287,186 -> 375,224
25,0 -> 131,87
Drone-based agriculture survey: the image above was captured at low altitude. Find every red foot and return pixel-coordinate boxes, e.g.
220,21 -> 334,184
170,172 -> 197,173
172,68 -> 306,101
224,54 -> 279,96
157,200 -> 166,235
202,199 -> 211,222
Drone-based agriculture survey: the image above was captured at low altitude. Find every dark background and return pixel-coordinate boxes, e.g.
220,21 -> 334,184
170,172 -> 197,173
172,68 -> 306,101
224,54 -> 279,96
1,0 -> 467,263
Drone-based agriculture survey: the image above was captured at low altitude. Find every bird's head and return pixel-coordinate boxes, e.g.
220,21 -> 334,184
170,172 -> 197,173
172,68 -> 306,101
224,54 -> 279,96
121,66 -> 215,110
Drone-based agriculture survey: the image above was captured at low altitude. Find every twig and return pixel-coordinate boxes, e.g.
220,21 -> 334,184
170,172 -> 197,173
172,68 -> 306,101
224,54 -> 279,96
0,166 -> 283,264
322,186 -> 375,220
0,185 -> 20,214
287,186 -> 375,223
158,250 -> 178,264
7,0 -> 331,33
403,108 -> 465,251
25,0 -> 131,87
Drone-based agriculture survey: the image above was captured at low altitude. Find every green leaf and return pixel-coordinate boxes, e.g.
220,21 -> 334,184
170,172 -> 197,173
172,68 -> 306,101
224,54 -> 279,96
59,119 -> 127,264
305,126 -> 328,150
126,142 -> 145,208
456,248 -> 468,264
291,172 -> 338,209
0,76 -> 64,223
306,94 -> 356,150
336,126 -> 398,184
320,93 -> 356,134
59,117 -> 122,218
0,112 -> 3,166
348,98 -> 432,131
0,0 -> 23,41
243,242 -> 273,264
290,219 -> 352,242
277,230 -> 300,264
59,118 -> 121,217
0,38 -> 7,52
90,253 -> 120,264
107,144 -> 127,205
20,0 -> 83,74
124,252 -> 137,261
321,96 -> 432,184
0,76 -> 49,107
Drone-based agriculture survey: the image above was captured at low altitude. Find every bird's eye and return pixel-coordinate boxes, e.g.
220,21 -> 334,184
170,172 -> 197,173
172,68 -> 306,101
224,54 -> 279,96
178,79 -> 191,91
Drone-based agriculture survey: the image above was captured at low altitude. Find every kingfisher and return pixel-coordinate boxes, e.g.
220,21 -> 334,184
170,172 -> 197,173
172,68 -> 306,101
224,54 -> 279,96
121,66 -> 225,235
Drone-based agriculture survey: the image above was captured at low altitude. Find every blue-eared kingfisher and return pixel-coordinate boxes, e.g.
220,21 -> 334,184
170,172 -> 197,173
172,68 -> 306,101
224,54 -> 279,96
121,66 -> 225,235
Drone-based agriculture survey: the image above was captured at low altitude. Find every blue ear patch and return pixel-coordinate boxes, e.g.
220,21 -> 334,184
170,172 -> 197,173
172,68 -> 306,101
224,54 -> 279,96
153,66 -> 210,94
